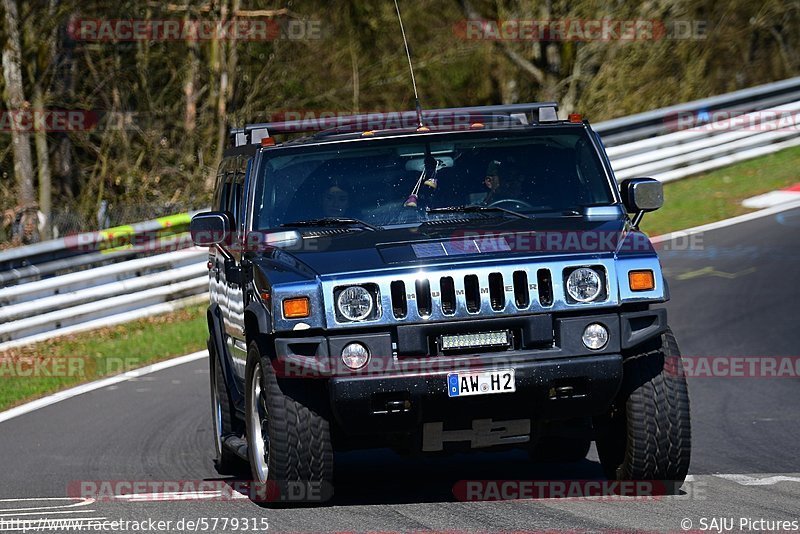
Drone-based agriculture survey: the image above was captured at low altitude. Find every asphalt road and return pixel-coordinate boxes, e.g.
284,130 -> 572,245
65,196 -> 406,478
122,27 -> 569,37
1,207 -> 799,533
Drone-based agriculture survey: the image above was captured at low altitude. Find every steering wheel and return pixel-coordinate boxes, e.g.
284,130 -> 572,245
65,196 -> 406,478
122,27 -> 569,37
488,198 -> 535,210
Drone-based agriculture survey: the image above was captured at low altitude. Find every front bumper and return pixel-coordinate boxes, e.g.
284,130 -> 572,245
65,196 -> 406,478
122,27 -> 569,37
329,353 -> 623,437
271,308 -> 667,439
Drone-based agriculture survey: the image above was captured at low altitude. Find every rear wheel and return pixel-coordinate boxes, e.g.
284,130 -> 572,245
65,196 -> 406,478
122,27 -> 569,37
594,328 -> 691,491
245,340 -> 334,504
210,343 -> 240,474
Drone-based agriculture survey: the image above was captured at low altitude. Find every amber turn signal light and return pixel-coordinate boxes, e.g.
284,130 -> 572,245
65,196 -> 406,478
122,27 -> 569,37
283,297 -> 310,319
628,270 -> 655,291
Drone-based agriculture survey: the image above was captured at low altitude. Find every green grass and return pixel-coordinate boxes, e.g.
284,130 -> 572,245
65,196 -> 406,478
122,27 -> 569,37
3,146 -> 799,411
0,304 -> 207,411
640,145 -> 800,236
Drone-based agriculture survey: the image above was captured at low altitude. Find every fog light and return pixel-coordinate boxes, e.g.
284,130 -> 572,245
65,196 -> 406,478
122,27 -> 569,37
341,342 -> 370,370
582,323 -> 608,350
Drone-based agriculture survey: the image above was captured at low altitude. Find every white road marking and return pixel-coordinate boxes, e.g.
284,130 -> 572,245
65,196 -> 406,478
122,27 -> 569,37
0,517 -> 107,532
113,490 -> 248,501
0,498 -> 94,511
0,497 -> 93,503
0,351 -> 207,425
0,509 -> 97,517
651,197 -> 800,243
742,190 -> 800,209
714,474 -> 800,486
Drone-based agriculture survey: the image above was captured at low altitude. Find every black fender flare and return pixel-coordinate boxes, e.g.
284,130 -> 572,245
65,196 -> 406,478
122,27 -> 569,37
206,303 -> 245,409
244,299 -> 273,347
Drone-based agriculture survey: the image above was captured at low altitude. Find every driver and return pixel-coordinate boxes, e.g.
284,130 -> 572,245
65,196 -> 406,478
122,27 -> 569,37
482,160 -> 524,205
321,180 -> 351,217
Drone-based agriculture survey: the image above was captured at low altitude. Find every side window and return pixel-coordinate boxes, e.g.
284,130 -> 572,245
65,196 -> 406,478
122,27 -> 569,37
215,155 -> 252,232
213,161 -> 228,211
227,177 -> 242,226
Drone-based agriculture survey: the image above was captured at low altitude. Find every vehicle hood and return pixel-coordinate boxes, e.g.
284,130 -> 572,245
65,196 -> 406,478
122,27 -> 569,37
250,217 -> 649,282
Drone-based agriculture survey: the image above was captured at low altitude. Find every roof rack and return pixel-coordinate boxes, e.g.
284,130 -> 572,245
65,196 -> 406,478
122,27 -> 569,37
229,102 -> 559,147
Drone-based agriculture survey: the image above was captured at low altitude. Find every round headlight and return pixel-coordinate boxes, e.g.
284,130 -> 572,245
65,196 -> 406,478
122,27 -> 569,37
566,268 -> 602,303
336,286 -> 374,321
582,323 -> 609,350
341,342 -> 370,370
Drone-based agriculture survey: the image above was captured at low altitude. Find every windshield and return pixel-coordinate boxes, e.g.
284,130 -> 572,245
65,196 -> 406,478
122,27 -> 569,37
253,129 -> 616,230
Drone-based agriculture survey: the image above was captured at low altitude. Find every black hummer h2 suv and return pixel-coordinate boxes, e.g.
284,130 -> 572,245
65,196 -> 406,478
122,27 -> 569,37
190,103 -> 690,502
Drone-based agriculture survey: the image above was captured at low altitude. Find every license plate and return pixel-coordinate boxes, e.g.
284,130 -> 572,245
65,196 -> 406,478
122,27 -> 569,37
447,369 -> 516,397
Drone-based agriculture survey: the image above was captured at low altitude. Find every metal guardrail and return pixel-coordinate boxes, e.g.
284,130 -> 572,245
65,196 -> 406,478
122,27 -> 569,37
605,97 -> 800,182
2,77 -> 800,349
0,249 -> 208,350
594,75 -> 800,146
0,211 -> 201,285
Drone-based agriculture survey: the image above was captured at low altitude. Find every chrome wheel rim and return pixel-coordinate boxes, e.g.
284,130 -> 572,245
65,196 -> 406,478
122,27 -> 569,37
249,362 -> 269,482
211,363 -> 223,458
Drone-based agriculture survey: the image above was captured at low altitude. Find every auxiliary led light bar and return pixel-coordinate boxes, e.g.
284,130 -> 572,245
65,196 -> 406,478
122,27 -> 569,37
440,330 -> 511,351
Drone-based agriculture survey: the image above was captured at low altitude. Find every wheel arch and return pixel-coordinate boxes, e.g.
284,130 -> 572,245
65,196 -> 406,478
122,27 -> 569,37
244,300 -> 273,354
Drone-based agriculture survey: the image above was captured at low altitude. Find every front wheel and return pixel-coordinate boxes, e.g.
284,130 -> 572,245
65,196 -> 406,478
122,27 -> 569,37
594,328 -> 691,490
245,340 -> 334,504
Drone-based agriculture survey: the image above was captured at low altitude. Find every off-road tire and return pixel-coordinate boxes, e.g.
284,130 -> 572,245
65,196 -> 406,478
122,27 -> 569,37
595,328 -> 691,490
245,340 -> 334,504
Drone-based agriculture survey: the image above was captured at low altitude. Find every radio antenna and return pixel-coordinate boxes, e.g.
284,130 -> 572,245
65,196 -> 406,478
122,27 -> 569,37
393,0 -> 424,128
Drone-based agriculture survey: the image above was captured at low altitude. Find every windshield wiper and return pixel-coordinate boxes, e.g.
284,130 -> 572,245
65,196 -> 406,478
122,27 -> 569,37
280,217 -> 379,231
426,205 -> 533,221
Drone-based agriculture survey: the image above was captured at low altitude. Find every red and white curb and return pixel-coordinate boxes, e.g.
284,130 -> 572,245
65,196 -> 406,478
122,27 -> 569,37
742,183 -> 800,209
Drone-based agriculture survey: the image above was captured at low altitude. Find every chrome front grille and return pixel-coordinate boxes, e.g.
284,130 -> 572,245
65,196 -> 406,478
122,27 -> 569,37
387,268 -> 553,320
318,258 -> 628,329
276,256 -> 669,332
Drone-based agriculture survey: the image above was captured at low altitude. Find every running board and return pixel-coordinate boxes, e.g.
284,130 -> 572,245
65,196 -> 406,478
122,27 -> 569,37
222,435 -> 249,461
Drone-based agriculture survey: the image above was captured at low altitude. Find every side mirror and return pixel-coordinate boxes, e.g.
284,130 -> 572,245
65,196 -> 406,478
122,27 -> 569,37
620,178 -> 663,227
620,178 -> 664,212
190,211 -> 233,246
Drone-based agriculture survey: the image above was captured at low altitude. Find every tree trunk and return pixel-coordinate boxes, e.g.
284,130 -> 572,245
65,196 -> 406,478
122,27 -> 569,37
183,20 -> 199,134
53,12 -> 77,207
33,87 -> 52,239
1,0 -> 36,209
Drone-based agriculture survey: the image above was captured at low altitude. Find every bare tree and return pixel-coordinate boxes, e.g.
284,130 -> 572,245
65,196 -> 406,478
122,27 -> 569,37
2,0 -> 36,211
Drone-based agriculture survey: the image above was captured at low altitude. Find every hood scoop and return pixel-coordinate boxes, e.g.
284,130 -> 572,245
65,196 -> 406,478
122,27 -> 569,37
301,227 -> 356,238
379,235 -> 512,263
